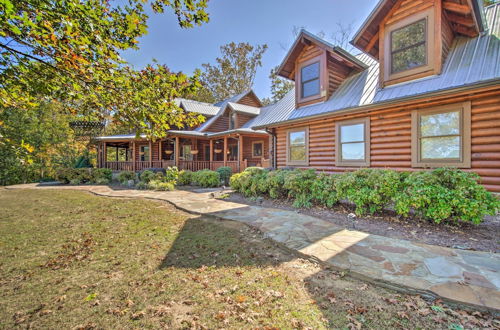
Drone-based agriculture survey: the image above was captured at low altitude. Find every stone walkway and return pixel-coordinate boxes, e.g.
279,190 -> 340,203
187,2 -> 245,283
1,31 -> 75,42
6,183 -> 500,312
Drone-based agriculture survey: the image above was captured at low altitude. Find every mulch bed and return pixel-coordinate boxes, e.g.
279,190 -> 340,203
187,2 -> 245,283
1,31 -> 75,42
224,192 -> 500,253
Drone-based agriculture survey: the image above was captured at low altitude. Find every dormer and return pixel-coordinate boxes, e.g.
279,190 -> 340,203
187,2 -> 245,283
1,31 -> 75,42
351,0 -> 485,87
277,30 -> 367,108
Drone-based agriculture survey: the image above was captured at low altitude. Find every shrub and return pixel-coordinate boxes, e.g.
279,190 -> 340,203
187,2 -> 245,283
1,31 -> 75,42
283,169 -> 317,208
230,170 -> 255,196
177,170 -> 193,186
148,180 -> 175,191
139,170 -> 155,183
135,181 -> 148,190
74,154 -> 92,168
94,178 -> 110,185
117,171 -> 136,184
311,173 -> 339,208
164,167 -> 180,183
394,168 -> 500,224
191,169 -> 220,188
217,166 -> 232,185
69,178 -> 82,185
335,169 -> 403,216
56,168 -> 107,184
91,168 -> 112,183
267,170 -> 288,199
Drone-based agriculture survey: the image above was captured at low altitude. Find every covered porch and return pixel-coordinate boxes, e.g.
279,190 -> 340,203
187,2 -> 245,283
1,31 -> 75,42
97,131 -> 270,173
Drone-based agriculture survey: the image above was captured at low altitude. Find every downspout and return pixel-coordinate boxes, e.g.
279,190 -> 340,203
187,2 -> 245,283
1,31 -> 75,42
265,128 -> 277,169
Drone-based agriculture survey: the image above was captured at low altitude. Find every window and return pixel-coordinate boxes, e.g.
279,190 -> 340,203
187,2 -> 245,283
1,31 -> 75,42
383,8 -> 435,85
229,112 -> 237,129
391,19 -> 427,74
140,145 -> 150,162
287,127 -> 308,165
335,118 -> 370,167
252,141 -> 263,158
412,102 -> 471,168
300,62 -> 320,98
228,145 -> 238,161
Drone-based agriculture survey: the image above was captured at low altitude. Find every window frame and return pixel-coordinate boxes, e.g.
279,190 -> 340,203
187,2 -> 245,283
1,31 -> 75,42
229,111 -> 237,130
252,140 -> 264,158
390,18 -> 427,74
140,145 -> 150,162
286,127 -> 309,166
300,61 -> 320,99
296,55 -> 326,104
382,8 -> 435,84
335,117 -> 370,167
411,101 -> 471,168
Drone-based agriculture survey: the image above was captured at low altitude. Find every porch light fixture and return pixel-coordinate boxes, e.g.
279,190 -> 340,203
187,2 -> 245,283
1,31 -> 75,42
214,148 -> 222,153
165,150 -> 173,155
190,150 -> 199,155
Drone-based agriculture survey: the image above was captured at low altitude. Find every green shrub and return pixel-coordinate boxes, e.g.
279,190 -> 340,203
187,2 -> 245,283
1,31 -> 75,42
139,170 -> 155,183
135,181 -> 148,190
148,180 -> 175,191
267,170 -> 288,199
335,169 -> 403,216
217,166 -> 232,185
177,170 -> 193,186
191,169 -> 220,188
311,173 -> 339,208
74,153 -> 92,168
69,178 -> 82,185
164,167 -> 180,183
117,171 -> 136,184
95,178 -> 110,185
394,168 -> 500,224
230,171 -> 255,196
283,169 -> 317,208
91,168 -> 112,183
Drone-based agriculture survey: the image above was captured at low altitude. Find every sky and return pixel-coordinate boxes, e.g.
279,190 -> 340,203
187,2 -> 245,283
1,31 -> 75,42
122,0 -> 375,101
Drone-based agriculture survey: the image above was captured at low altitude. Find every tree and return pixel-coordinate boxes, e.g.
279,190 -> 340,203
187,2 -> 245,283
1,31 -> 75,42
0,0 -> 210,136
262,66 -> 294,105
193,42 -> 268,103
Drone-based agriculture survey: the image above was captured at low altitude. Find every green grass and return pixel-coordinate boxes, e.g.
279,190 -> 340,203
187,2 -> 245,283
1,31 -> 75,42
0,189 -> 495,329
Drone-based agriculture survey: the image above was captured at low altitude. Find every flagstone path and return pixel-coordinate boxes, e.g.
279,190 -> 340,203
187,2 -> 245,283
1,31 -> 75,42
6,183 -> 500,312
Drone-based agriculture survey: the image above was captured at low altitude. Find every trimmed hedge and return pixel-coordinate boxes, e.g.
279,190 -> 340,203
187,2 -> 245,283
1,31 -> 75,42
191,169 -> 220,188
230,167 -> 500,224
56,168 -> 112,185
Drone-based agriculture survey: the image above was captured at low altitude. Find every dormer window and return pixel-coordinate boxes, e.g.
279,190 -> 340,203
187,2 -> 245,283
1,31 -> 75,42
300,62 -> 320,98
382,8 -> 436,86
229,112 -> 237,129
390,19 -> 426,74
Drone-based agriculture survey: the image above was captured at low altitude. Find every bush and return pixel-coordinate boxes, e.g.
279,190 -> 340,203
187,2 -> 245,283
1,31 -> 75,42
177,170 -> 193,186
335,169 -> 404,216
394,168 -> 500,224
56,168 -> 110,185
267,169 -> 288,199
191,169 -> 221,188
69,178 -> 82,185
230,170 -> 255,196
283,169 -> 317,208
217,166 -> 232,185
117,171 -> 136,184
91,168 -> 112,183
311,173 -> 339,208
164,167 -> 180,183
94,178 -> 110,185
139,170 -> 155,183
135,181 -> 148,190
74,153 -> 92,168
148,180 -> 175,191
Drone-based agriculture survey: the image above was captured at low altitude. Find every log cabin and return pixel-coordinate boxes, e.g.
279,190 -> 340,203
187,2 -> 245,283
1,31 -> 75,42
252,0 -> 500,192
96,0 -> 500,192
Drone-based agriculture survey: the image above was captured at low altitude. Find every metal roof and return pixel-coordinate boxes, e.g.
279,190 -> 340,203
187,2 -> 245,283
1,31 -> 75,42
253,3 -> 500,128
178,99 -> 219,116
227,102 -> 260,115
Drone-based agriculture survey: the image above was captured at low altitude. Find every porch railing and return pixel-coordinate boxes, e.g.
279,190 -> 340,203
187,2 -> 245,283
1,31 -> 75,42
104,160 -> 248,173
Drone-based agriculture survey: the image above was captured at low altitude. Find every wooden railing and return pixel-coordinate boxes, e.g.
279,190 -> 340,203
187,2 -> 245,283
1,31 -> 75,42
104,160 -> 248,172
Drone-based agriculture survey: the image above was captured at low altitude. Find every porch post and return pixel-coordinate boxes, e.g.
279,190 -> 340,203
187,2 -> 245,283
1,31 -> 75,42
238,135 -> 243,172
175,137 -> 180,168
149,140 -> 152,167
223,136 -> 228,166
115,146 -> 119,161
159,139 -> 162,166
103,142 -> 107,168
132,141 -> 136,172
97,143 -> 101,168
209,140 -> 213,162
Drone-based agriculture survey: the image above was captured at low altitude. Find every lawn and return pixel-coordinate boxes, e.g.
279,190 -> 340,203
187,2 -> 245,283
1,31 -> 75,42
0,189 -> 495,329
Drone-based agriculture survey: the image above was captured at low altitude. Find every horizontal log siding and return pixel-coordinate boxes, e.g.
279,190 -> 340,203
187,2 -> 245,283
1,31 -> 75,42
205,114 -> 229,132
237,94 -> 261,107
236,113 -> 255,128
242,136 -> 269,163
275,91 -> 500,192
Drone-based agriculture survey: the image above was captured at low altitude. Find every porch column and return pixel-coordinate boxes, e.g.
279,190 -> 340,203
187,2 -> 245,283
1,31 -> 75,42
238,135 -> 243,172
97,143 -> 101,168
115,146 -> 119,161
175,137 -> 180,167
209,140 -> 213,162
103,142 -> 107,168
148,140 -> 152,167
132,141 -> 136,172
223,136 -> 228,166
159,140 -> 162,165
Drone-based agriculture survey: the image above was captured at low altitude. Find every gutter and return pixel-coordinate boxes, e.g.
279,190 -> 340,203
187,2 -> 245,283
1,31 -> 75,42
252,79 -> 500,130
265,128 -> 277,169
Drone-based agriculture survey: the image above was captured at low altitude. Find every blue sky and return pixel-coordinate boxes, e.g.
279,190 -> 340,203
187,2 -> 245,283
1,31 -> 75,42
122,0 -> 375,100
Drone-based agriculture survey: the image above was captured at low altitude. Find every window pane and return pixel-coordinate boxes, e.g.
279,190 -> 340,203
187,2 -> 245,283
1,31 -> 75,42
391,43 -> 426,73
301,62 -> 320,81
421,136 -> 460,159
290,131 -> 305,146
253,143 -> 263,156
391,19 -> 426,51
302,79 -> 320,98
290,146 -> 306,161
420,111 -> 460,137
342,142 -> 365,160
340,123 -> 364,143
